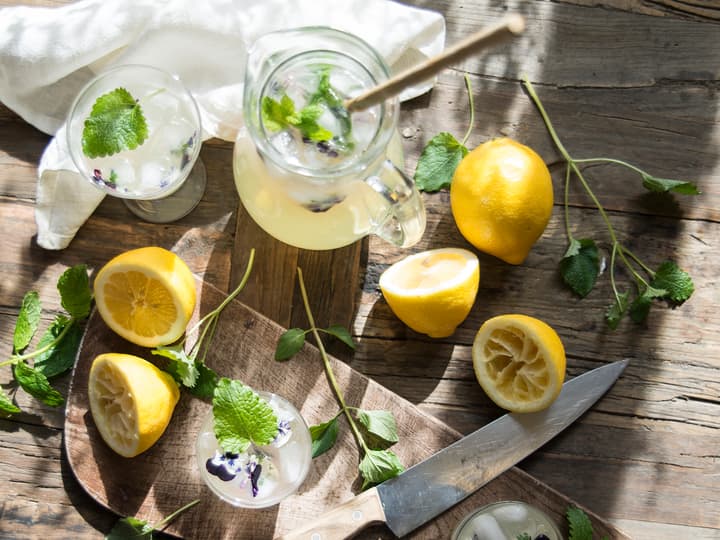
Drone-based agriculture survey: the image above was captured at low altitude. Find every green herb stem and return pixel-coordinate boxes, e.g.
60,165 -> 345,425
461,75 -> 475,146
153,499 -> 200,530
0,319 -> 76,368
564,163 -> 573,241
574,157 -> 648,177
296,267 -> 368,453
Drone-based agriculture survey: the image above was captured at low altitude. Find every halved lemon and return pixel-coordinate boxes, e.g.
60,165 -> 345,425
379,248 -> 480,338
472,314 -> 566,412
94,246 -> 196,347
88,353 -> 180,458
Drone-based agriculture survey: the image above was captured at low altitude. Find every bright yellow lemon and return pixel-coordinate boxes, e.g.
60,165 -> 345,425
88,353 -> 180,458
450,138 -> 554,265
94,246 -> 196,347
472,314 -> 566,413
379,248 -> 480,338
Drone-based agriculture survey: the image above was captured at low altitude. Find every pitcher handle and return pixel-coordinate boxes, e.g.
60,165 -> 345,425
364,160 -> 426,248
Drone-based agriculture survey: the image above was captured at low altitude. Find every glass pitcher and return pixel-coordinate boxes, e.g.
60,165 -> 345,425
233,27 -> 426,250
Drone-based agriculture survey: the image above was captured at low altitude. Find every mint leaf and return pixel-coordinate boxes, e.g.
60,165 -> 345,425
641,174 -> 700,195
414,132 -> 468,192
650,260 -> 694,304
189,362 -> 219,399
605,291 -> 629,330
13,291 -> 41,353
309,417 -> 339,458
629,285 -> 667,323
275,328 -> 306,361
34,316 -> 83,378
356,410 -> 399,447
212,378 -> 278,454
517,534 -> 532,540
153,344 -> 198,388
324,325 -> 355,350
105,516 -> 154,540
567,506 -> 594,540
289,104 -> 333,142
261,94 -> 296,132
560,238 -> 599,297
359,448 -> 404,489
57,265 -> 92,319
83,88 -> 149,158
0,388 -> 21,415
13,361 -> 64,407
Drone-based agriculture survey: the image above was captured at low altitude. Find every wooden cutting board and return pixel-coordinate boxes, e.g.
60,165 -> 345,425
64,279 -> 629,539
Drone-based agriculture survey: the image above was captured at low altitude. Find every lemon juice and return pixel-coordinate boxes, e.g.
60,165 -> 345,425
195,391 -> 312,508
236,28 -> 426,250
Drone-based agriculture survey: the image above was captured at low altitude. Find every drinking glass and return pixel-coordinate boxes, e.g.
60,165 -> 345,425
234,27 -> 426,250
195,391 -> 312,508
66,64 -> 205,223
451,501 -> 563,540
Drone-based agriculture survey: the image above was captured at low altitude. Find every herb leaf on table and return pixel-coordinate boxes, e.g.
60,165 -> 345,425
106,499 -> 200,540
1,265 -> 92,415
275,268 -> 403,488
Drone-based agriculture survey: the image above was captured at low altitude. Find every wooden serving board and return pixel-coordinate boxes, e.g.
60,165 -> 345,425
64,279 -> 628,539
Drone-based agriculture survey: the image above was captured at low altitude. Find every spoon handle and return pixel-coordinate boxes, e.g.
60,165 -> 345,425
345,14 -> 525,113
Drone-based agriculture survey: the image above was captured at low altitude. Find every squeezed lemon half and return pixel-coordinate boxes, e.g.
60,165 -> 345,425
93,246 -> 196,347
472,314 -> 566,413
379,248 -> 480,338
88,353 -> 180,458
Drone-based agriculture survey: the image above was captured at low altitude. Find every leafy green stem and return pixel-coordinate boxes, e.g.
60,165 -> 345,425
0,320 -> 75,367
154,499 -> 200,530
296,267 -> 368,453
573,157 -> 647,176
564,163 -> 573,241
461,75 -> 475,146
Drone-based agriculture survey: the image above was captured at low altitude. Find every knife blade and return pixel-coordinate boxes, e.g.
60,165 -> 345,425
277,359 -> 628,540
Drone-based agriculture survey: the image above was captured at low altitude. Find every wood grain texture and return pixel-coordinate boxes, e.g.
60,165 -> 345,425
64,281 -> 628,540
0,0 -> 718,539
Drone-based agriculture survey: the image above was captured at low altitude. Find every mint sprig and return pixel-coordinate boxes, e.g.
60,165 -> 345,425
105,499 -> 200,540
523,77 -> 697,327
212,378 -> 278,454
82,87 -> 149,158
413,75 -> 474,192
567,506 -> 609,540
152,249 -> 255,398
1,265 -> 92,415
275,268 -> 403,488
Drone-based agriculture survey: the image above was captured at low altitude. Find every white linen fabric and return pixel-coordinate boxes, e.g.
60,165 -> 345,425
0,0 -> 445,249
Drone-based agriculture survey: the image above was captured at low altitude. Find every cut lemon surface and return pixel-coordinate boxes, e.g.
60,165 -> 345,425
94,246 -> 196,347
450,137 -> 554,265
472,314 -> 566,413
379,248 -> 480,338
88,353 -> 180,458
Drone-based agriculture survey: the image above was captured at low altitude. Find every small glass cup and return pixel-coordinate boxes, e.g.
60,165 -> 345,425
66,64 -> 206,223
451,501 -> 563,540
195,391 -> 312,508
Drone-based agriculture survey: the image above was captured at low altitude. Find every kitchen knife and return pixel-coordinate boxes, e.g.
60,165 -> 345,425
277,359 -> 628,540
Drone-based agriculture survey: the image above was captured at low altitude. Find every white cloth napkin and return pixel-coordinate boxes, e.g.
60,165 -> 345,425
0,0 -> 445,250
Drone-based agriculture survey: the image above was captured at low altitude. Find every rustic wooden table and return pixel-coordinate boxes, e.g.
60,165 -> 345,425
1,1 -> 718,539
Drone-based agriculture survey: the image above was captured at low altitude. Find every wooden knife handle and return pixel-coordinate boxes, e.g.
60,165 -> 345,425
275,487 -> 387,540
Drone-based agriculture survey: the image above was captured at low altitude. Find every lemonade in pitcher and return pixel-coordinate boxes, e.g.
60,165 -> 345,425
234,27 -> 425,250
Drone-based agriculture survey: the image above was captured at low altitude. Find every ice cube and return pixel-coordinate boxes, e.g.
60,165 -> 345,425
469,514 -> 506,540
492,501 -> 529,524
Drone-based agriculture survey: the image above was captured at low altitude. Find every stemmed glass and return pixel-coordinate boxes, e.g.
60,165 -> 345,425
66,64 -> 206,223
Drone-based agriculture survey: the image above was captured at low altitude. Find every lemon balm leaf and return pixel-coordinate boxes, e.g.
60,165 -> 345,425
605,291 -> 629,330
651,260 -> 694,304
34,317 -> 83,378
153,344 -> 199,388
309,417 -> 339,458
567,506 -> 594,540
0,389 -> 21,415
105,516 -> 154,540
357,409 -> 399,446
629,285 -> 667,323
213,378 -> 278,454
57,264 -> 92,320
13,361 -> 64,407
359,448 -> 404,489
414,132 -> 468,192
323,325 -> 355,350
13,291 -> 41,353
641,174 -> 700,195
82,87 -> 148,158
560,239 -> 599,298
275,328 -> 306,361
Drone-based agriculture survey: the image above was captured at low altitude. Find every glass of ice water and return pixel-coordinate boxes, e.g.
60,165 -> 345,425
66,64 -> 206,223
452,501 -> 563,540
195,391 -> 313,508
